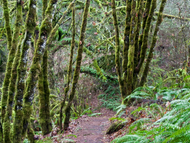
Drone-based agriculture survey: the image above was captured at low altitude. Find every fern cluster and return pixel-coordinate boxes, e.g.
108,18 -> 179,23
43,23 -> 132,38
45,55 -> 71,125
112,88 -> 190,143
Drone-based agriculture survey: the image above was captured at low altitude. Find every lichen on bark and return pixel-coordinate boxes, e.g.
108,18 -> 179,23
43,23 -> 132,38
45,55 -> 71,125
38,0 -> 59,135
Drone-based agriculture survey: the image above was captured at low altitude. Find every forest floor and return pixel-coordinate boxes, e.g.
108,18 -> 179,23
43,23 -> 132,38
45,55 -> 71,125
62,92 -> 117,143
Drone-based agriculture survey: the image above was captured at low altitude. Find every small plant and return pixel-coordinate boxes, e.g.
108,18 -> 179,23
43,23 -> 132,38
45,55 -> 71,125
98,85 -> 121,111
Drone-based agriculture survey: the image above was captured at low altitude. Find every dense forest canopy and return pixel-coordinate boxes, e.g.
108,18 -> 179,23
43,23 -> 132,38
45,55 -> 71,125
0,0 -> 190,142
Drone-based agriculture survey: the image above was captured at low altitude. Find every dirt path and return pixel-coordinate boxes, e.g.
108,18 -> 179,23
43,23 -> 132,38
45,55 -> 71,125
63,93 -> 116,143
65,115 -> 113,143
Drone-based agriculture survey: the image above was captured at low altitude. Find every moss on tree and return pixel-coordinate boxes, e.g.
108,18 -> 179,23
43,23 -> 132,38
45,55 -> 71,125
64,0 -> 90,130
12,0 -> 37,142
140,0 -> 167,86
2,1 -> 22,142
110,0 -> 166,104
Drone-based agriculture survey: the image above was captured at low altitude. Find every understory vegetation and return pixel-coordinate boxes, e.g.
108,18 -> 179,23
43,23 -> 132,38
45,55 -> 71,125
0,0 -> 190,142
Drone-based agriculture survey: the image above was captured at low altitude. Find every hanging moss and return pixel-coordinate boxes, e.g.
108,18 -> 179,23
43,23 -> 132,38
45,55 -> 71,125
12,0 -> 37,142
64,0 -> 90,130
1,0 -> 22,125
140,0 -> 167,86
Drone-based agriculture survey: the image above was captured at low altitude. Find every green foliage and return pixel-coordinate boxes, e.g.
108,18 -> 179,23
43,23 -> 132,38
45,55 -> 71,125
112,87 -> 190,143
98,85 -> 121,111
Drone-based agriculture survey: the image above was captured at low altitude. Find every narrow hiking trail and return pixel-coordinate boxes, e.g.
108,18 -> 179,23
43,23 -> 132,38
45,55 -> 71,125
62,93 -> 117,143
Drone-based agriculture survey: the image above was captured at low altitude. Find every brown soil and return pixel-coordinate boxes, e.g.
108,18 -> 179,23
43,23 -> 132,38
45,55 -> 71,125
62,92 -> 116,143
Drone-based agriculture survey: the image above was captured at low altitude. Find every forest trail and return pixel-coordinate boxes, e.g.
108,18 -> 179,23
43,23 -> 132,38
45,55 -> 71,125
63,93 -> 116,143
64,115 -> 114,143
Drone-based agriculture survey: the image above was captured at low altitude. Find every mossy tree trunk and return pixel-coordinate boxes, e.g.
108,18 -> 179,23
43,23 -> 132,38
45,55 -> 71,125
11,0 -> 37,142
38,49 -> 52,135
111,0 -> 167,104
63,0 -> 90,130
21,0 -> 58,137
60,4 -> 75,132
37,0 -> 58,135
1,0 -> 77,142
1,0 -> 22,142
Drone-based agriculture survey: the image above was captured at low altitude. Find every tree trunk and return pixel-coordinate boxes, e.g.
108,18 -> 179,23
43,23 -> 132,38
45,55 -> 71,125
63,0 -> 90,130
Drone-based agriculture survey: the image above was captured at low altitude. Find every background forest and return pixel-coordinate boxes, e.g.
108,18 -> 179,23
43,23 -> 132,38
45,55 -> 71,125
0,0 -> 190,143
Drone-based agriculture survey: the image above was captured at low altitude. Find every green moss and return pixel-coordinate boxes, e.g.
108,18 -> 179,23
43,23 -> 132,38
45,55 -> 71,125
38,50 -> 52,135
21,0 -> 59,137
140,0 -> 167,86
1,0 -> 22,127
42,0 -> 48,19
12,0 -> 37,142
126,45 -> 135,96
2,0 -> 12,50
64,0 -> 90,130
38,0 -> 60,135
138,0 -> 157,73
26,123 -> 35,143
3,39 -> 22,143
60,5 -> 76,131
111,0 -> 125,101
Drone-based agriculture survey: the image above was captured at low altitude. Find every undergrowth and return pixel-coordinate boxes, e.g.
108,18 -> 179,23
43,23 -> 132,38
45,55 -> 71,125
98,85 -> 121,111
112,86 -> 190,143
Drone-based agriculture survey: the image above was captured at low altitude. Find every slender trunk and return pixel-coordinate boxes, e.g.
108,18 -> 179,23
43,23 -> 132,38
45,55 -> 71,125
38,50 -> 52,135
60,4 -> 75,132
64,0 -> 90,130
136,0 -> 157,74
122,0 -> 132,100
3,1 -> 22,142
38,0 -> 59,135
140,0 -> 167,86
111,0 -> 125,101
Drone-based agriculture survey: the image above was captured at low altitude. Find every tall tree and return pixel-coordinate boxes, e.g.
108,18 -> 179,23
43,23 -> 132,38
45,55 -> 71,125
63,0 -> 90,130
111,0 -> 167,104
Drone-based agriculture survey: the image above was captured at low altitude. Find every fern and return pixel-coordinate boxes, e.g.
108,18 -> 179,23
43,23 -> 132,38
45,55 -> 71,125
113,87 -> 190,142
